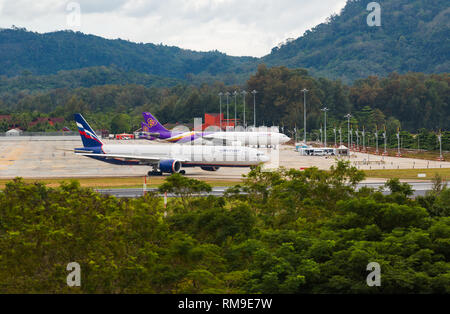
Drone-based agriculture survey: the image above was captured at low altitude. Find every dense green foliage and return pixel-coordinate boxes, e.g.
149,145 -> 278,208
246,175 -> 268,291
265,0 -> 450,82
1,67 -> 448,135
0,162 -> 449,293
0,66 -> 180,95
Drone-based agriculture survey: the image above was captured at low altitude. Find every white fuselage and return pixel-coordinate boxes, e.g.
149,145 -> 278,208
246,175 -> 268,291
203,131 -> 290,146
102,144 -> 269,166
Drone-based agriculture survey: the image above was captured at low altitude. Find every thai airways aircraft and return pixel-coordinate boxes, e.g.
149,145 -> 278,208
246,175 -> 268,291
74,114 -> 270,176
140,112 -> 291,147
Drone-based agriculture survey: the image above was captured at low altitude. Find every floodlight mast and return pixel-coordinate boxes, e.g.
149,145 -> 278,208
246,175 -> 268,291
375,126 -> 379,154
241,91 -> 248,128
321,107 -> 329,146
233,90 -> 238,129
225,92 -> 230,129
218,92 -> 223,131
252,90 -> 258,128
345,114 -> 352,149
302,89 -> 308,143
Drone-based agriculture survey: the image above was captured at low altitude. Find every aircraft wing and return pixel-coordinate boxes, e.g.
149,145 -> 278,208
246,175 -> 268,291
76,153 -> 189,163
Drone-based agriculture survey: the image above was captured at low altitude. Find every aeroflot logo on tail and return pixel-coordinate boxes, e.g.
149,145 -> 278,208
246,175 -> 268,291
147,118 -> 157,128
76,122 -> 101,143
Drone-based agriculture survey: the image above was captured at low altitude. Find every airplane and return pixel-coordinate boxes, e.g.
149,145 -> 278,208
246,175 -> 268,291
74,114 -> 270,176
140,112 -> 291,147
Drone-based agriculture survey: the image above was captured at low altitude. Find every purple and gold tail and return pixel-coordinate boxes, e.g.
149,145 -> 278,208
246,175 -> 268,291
142,112 -> 169,133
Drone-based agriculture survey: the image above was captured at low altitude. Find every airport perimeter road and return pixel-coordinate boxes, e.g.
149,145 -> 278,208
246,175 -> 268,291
95,182 -> 446,198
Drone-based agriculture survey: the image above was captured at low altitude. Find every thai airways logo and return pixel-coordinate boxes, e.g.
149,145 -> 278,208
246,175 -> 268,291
147,118 -> 157,128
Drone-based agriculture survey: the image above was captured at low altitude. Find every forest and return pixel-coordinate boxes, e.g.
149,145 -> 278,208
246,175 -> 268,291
0,66 -> 448,150
0,161 -> 449,293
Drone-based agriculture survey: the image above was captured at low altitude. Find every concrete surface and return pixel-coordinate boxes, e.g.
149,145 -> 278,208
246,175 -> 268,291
0,137 -> 449,179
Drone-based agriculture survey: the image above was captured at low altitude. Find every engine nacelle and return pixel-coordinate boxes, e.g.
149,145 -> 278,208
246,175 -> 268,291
200,166 -> 220,172
159,160 -> 182,173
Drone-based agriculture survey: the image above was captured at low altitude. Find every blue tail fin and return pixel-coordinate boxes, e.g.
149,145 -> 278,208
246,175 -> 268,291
74,114 -> 103,147
142,112 -> 169,133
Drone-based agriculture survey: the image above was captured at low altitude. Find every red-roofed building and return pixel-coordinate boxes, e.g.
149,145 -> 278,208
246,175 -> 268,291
29,117 -> 65,128
0,115 -> 11,121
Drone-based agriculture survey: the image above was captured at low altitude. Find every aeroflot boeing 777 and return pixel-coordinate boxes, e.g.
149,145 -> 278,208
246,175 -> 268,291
74,114 -> 270,176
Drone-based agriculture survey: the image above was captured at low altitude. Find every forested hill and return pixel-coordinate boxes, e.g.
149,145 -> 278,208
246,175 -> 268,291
0,27 -> 256,83
263,0 -> 450,82
1,0 -> 449,84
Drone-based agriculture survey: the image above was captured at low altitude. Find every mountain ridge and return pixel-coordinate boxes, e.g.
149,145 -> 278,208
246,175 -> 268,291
0,0 -> 448,83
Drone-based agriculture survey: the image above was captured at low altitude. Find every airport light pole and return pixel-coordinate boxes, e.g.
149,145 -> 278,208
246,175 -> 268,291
233,91 -> 238,129
241,90 -> 248,128
438,131 -> 443,161
396,128 -> 401,157
218,92 -> 223,131
321,107 -> 329,147
362,127 -> 366,152
302,89 -> 308,144
351,128 -> 353,149
252,90 -> 257,128
339,127 -> 342,146
333,127 -> 337,147
345,114 -> 352,149
225,92 -> 230,129
383,126 -> 387,156
356,129 -> 359,151
375,126 -> 379,154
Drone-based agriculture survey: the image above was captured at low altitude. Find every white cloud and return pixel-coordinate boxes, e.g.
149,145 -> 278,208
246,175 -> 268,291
0,0 -> 347,57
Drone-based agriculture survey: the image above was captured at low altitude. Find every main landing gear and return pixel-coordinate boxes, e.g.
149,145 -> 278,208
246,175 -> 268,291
148,165 -> 162,176
147,170 -> 186,176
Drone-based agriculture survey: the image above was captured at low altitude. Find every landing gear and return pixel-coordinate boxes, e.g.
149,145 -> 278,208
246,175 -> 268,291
180,170 -> 186,175
148,170 -> 163,176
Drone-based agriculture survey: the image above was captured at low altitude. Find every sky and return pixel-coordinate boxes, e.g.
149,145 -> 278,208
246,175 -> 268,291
0,0 -> 348,57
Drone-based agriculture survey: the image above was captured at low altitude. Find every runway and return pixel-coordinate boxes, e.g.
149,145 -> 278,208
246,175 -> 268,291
0,136 -> 449,180
96,182 -> 444,198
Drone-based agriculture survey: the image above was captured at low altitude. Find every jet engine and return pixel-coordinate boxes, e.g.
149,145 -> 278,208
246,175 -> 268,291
159,160 -> 182,173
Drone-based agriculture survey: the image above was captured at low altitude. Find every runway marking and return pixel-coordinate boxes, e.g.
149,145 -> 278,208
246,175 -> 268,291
0,145 -> 27,170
